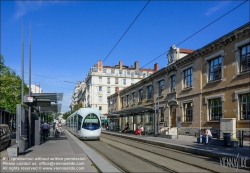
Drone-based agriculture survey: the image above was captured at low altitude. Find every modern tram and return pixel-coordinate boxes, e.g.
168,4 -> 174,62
66,108 -> 101,140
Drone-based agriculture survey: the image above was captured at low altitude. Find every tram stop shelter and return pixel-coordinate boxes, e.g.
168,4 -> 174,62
20,93 -> 63,147
108,106 -> 154,132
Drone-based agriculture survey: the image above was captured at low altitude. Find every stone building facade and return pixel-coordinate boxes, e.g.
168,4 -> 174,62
108,22 -> 250,136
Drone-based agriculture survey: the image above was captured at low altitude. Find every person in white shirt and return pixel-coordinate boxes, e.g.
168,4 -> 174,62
200,129 -> 212,145
138,125 -> 144,135
55,122 -> 59,138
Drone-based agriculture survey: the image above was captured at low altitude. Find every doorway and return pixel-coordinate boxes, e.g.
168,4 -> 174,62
170,105 -> 176,127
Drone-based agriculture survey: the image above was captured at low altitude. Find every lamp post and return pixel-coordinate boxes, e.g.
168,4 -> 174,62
28,21 -> 32,148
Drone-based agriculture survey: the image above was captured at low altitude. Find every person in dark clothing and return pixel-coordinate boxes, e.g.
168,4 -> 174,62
40,121 -> 50,142
120,122 -> 129,133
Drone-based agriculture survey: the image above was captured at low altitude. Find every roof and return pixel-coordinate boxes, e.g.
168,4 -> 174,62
102,66 -> 155,72
179,48 -> 194,54
24,93 -> 63,113
31,93 -> 63,102
108,105 -> 153,116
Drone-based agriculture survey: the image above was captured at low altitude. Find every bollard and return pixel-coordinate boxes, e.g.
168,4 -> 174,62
241,131 -> 244,148
239,130 -> 242,148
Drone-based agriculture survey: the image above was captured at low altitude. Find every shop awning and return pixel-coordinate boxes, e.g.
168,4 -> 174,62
109,105 -> 153,116
101,119 -> 109,123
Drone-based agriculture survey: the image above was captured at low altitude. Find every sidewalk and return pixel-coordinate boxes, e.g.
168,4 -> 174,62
0,130 -> 120,173
102,131 -> 250,164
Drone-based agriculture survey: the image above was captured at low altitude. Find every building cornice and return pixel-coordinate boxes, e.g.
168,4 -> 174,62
175,23 -> 250,67
106,23 -> 250,101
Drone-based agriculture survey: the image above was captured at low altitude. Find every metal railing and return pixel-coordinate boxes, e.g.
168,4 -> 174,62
239,130 -> 250,148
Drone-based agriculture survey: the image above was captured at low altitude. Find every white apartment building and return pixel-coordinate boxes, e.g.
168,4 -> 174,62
28,84 -> 43,93
70,81 -> 86,109
83,60 -> 158,120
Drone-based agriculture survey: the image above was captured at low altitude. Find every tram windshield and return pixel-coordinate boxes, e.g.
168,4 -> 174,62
82,113 -> 100,130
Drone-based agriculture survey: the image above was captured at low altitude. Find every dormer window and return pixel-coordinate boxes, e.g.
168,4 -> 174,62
168,45 -> 177,64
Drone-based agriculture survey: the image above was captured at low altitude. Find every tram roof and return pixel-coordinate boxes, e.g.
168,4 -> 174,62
108,105 -> 153,116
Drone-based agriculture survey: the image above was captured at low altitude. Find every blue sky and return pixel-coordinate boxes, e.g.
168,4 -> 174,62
1,0 -> 249,113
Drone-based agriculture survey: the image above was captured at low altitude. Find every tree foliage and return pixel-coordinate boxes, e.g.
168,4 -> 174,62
62,102 -> 83,120
0,55 -> 29,114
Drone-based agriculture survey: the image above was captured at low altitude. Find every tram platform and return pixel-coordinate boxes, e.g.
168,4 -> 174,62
102,130 -> 250,164
0,130 -> 120,173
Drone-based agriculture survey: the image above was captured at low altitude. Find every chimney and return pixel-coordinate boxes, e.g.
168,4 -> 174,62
115,87 -> 119,93
119,61 -> 123,70
154,63 -> 158,71
134,61 -> 139,70
98,60 -> 102,71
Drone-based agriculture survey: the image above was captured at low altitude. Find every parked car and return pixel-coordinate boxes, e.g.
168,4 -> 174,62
0,124 -> 11,151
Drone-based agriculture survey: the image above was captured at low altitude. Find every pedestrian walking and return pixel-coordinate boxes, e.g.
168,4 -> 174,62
41,121 -> 50,142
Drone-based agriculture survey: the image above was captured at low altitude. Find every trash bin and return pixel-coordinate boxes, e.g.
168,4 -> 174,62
223,133 -> 231,147
19,135 -> 27,153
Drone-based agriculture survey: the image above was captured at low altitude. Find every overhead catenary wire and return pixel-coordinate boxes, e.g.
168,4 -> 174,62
24,80 -> 73,91
102,0 -> 150,63
91,0 -> 248,101
140,0 -> 248,69
8,1 -> 150,93
13,69 -> 78,84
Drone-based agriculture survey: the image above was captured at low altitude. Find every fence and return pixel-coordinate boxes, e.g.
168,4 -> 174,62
239,130 -> 250,148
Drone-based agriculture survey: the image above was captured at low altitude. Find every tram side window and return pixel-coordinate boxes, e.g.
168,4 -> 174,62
78,115 -> 83,130
82,113 -> 100,130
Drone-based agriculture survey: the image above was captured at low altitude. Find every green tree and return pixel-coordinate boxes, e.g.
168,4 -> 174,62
62,103 -> 83,120
62,111 -> 72,120
0,55 -> 29,113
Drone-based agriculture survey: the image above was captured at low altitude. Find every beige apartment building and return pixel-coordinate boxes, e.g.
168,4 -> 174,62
108,22 -> 250,136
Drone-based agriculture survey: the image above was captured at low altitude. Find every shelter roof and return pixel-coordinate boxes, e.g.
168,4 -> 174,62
24,93 -> 63,113
108,105 -> 153,117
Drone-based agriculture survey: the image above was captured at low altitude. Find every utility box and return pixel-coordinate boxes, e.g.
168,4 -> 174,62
220,118 -> 236,139
19,135 -> 27,153
223,133 -> 231,147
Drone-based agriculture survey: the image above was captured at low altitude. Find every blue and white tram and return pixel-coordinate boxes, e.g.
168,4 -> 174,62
66,108 -> 101,140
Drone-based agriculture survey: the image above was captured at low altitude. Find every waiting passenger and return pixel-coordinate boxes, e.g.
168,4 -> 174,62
120,122 -> 129,133
138,125 -> 144,135
200,129 -> 212,145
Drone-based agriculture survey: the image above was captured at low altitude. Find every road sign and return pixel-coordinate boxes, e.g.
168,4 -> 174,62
27,96 -> 33,102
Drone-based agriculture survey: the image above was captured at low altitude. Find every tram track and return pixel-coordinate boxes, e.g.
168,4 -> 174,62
84,134 -> 249,173
84,140 -> 174,173
101,134 -> 218,173
84,138 -> 214,172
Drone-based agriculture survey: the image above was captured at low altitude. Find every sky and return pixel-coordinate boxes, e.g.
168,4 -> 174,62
1,0 -> 249,113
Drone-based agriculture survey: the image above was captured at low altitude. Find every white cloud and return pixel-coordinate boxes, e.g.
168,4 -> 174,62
14,1 -> 67,19
205,1 -> 230,16
14,1 -> 44,19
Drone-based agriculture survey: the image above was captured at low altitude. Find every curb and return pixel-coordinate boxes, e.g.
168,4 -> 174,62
65,130 -> 121,173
